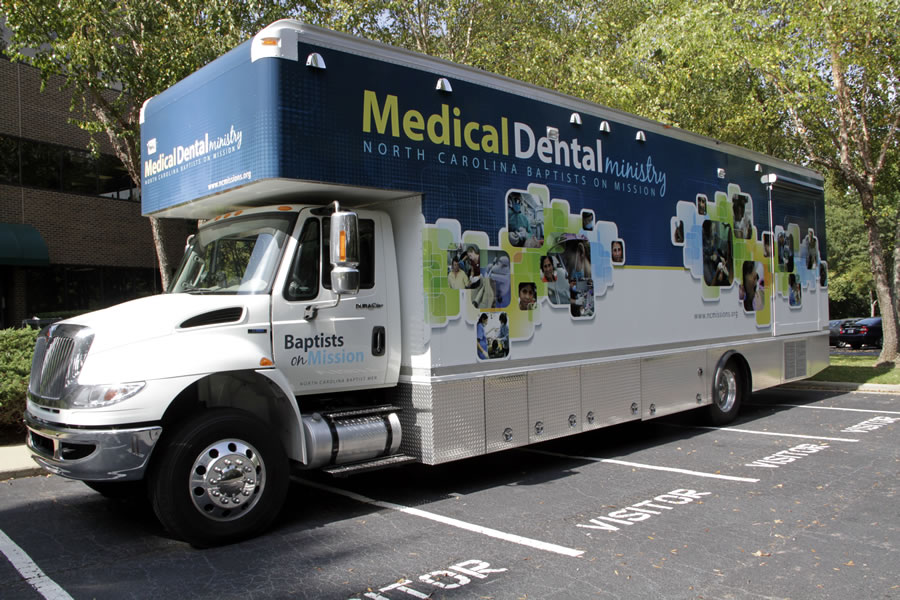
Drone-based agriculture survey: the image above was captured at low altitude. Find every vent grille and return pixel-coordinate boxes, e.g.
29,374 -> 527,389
180,307 -> 244,328
784,340 -> 808,380
28,325 -> 93,403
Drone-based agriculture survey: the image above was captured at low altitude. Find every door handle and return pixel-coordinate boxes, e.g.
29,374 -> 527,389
372,326 -> 385,356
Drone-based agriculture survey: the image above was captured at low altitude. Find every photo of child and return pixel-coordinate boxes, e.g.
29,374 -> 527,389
506,191 -> 544,248
702,221 -> 733,286
739,261 -> 765,312
789,273 -> 802,307
732,193 -> 752,239
581,211 -> 594,232
696,194 -> 707,216
541,254 -> 570,305
448,245 -> 510,310
518,282 -> 537,311
673,219 -> 685,244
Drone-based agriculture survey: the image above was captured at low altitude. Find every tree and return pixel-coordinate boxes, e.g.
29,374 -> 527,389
592,0 -> 900,364
0,0 -> 315,289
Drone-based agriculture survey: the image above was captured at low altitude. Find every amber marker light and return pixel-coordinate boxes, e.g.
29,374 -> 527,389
259,357 -> 274,367
339,230 -> 347,262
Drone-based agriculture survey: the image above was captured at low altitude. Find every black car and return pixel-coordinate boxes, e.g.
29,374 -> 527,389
828,318 -> 860,346
838,317 -> 883,349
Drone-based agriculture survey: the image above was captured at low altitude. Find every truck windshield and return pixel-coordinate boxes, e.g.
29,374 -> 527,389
169,214 -> 296,295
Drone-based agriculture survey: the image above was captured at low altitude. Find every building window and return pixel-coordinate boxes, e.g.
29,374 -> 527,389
0,134 -> 138,201
0,136 -> 18,185
25,265 -> 161,317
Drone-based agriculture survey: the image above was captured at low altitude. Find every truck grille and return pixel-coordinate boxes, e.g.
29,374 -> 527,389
28,324 -> 94,405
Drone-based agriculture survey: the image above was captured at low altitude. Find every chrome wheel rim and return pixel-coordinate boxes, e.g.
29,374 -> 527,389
189,439 -> 265,521
715,368 -> 737,413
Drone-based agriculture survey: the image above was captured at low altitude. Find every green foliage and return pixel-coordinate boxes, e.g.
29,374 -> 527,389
0,328 -> 38,429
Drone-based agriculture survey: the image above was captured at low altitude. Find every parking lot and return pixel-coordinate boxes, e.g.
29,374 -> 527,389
2,387 -> 898,600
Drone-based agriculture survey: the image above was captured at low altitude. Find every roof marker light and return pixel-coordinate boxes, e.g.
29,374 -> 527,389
306,53 -> 326,69
436,77 -> 453,92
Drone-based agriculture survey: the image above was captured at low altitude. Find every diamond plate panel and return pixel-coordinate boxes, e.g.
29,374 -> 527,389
429,378 -> 485,464
581,359 -> 642,430
485,374 -> 529,453
528,366 -> 581,443
395,382 -> 434,463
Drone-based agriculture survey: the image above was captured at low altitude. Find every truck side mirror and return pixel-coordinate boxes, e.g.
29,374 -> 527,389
330,211 -> 360,295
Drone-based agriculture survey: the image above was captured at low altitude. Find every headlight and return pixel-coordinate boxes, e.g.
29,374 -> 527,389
67,382 -> 146,409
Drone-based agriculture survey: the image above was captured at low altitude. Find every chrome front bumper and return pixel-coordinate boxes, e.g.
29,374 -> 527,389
25,412 -> 162,481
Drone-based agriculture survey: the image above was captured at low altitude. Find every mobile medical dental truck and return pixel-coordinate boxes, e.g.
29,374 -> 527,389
25,20 -> 829,546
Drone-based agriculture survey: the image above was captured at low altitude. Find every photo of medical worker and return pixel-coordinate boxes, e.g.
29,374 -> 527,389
506,191 -> 544,248
733,193 -> 752,239
697,194 -> 708,216
778,232 -> 794,272
570,278 -> 594,318
541,254 -> 570,305
672,218 -> 685,244
803,229 -> 818,270
447,245 -> 510,309
762,232 -> 772,258
518,282 -> 537,311
476,312 -> 509,360
611,239 -> 625,265
702,221 -> 733,286
788,273 -> 802,307
581,211 -> 594,232
545,235 -> 594,317
739,261 -> 765,312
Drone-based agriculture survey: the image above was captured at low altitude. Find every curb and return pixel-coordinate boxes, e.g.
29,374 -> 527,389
1,465 -> 46,482
779,380 -> 900,394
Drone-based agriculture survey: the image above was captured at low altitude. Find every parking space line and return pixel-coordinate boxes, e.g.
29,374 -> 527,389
690,425 -> 860,442
750,403 -> 900,416
0,529 -> 73,600
524,449 -> 759,482
296,478 -> 585,558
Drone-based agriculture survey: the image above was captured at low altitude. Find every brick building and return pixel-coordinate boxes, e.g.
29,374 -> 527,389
0,35 -> 192,328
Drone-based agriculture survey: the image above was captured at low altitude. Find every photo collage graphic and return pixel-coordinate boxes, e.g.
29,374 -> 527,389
423,183 -> 625,361
671,183 -> 826,327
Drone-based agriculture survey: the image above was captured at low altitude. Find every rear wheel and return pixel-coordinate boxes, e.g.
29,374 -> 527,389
149,409 -> 288,547
708,359 -> 742,425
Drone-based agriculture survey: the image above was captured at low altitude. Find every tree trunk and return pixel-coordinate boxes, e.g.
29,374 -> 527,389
150,217 -> 172,291
857,187 -> 898,365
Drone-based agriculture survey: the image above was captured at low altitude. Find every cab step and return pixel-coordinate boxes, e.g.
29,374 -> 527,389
321,453 -> 417,476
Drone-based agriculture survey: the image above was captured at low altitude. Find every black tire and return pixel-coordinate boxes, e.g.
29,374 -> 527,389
84,480 -> 147,500
148,409 -> 289,547
708,359 -> 743,425
851,344 -> 861,350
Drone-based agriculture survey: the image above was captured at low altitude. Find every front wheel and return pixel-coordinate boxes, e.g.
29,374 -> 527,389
149,409 -> 289,547
708,360 -> 743,425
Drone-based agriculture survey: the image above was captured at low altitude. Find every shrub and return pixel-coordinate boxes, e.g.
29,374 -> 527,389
0,328 -> 39,430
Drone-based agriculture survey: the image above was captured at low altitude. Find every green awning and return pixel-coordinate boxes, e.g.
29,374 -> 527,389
0,223 -> 50,266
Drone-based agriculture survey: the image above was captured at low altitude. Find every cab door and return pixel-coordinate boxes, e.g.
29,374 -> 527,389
271,210 -> 390,395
